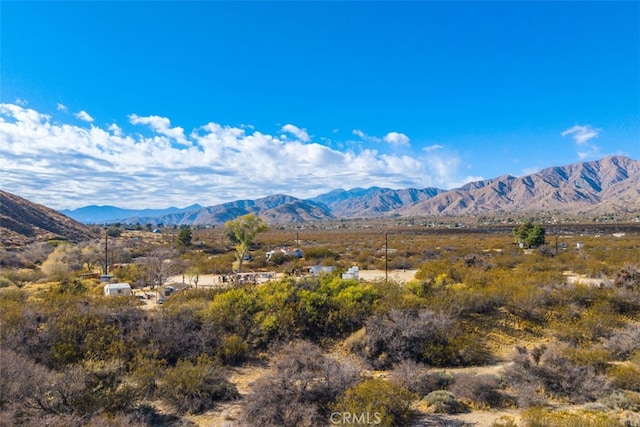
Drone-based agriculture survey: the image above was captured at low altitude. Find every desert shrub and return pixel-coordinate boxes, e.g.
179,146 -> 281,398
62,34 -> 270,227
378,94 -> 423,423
241,341 -> 359,427
502,344 -> 610,406
251,276 -> 381,345
600,390 -> 640,412
601,323 -> 640,360
157,355 -> 238,414
146,304 -> 209,364
0,348 -> 41,410
331,379 -> 415,427
550,299 -> 624,345
608,363 -> 640,392
206,286 -> 259,341
614,265 -> 640,290
390,359 -> 453,396
219,334 -> 249,365
128,352 -> 167,399
5,358 -> 138,420
450,372 -> 513,409
562,345 -> 613,374
0,268 -> 46,287
269,251 -> 294,266
491,416 -> 519,427
414,259 -> 462,286
422,390 -> 467,414
520,407 -> 624,427
357,308 -> 491,369
304,246 -> 340,261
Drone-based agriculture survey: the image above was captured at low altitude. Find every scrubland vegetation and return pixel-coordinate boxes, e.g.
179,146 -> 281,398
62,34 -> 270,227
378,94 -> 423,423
1,219 -> 639,426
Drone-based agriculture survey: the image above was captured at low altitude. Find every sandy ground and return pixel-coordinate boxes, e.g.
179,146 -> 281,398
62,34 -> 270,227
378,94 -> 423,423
357,269 -> 418,283
166,269 -> 418,288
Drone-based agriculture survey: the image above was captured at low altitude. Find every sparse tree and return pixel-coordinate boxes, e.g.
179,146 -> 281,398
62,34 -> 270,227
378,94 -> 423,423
176,227 -> 192,250
224,213 -> 267,273
512,221 -> 545,248
186,266 -> 200,289
138,247 -> 177,288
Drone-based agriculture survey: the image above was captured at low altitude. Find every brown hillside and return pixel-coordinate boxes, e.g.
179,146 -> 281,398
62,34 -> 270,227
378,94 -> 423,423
404,155 -> 640,215
0,190 -> 96,246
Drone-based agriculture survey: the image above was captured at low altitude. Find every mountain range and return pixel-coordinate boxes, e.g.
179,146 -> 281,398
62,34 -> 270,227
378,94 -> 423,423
57,155 -> 639,225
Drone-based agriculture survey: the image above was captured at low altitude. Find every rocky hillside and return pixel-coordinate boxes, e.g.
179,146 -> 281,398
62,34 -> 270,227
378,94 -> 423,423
58,155 -> 640,225
402,155 -> 639,215
126,195 -> 334,225
0,190 -> 97,246
309,187 -> 443,218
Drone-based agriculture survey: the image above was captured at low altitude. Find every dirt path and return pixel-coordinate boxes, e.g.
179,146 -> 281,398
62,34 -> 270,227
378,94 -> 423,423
186,364 -> 269,427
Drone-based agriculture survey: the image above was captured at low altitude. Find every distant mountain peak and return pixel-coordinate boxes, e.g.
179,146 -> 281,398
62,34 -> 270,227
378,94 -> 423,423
41,155 -> 640,226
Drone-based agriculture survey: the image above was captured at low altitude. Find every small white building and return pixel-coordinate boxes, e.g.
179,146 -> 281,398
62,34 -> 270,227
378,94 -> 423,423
342,266 -> 359,280
104,283 -> 132,296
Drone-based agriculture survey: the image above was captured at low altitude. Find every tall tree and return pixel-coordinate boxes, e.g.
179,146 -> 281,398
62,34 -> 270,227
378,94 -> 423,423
224,214 -> 267,273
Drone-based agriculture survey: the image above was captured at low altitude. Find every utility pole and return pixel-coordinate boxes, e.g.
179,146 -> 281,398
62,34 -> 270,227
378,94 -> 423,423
104,233 -> 108,275
385,232 -> 388,284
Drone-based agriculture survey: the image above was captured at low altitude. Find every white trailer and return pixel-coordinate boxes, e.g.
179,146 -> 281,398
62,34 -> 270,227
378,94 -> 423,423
104,283 -> 132,296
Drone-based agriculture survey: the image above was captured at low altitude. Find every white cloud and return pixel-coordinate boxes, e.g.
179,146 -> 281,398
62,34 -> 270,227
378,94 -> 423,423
280,124 -> 310,142
424,144 -> 444,152
1,103 -> 455,209
561,125 -> 602,161
15,98 -> 28,106
352,129 -> 366,139
129,114 -> 187,144
577,144 -> 601,160
424,153 -> 483,189
75,110 -> 94,122
353,129 -> 410,147
57,103 -> 68,112
561,125 -> 600,144
352,129 -> 381,143
383,132 -> 410,146
108,123 -> 122,136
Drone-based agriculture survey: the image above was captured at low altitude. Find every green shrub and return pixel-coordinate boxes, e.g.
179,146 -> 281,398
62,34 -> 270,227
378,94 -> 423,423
520,407 -> 624,427
491,416 -> 519,427
0,276 -> 15,288
332,379 -> 415,427
608,363 -> 640,391
219,334 -> 249,365
422,390 -> 467,414
158,356 -> 238,414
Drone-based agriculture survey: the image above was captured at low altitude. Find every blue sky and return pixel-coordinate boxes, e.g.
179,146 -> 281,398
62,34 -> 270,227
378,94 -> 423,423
1,1 -> 638,209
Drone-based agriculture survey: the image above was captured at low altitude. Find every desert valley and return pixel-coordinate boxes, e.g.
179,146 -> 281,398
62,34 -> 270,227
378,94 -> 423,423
1,155 -> 640,426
